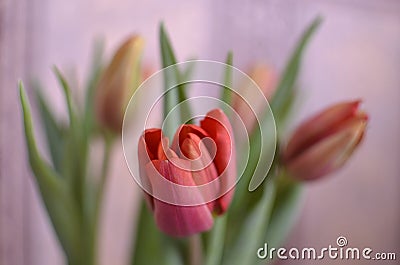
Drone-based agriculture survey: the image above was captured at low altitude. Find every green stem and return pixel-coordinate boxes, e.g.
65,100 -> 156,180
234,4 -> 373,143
97,136 -> 113,205
220,51 -> 233,114
89,135 -> 113,265
204,215 -> 227,265
189,234 -> 203,265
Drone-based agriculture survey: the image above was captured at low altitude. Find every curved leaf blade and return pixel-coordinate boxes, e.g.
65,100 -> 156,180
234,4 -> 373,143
19,82 -> 81,260
36,89 -> 65,174
224,180 -> 276,265
271,16 -> 322,124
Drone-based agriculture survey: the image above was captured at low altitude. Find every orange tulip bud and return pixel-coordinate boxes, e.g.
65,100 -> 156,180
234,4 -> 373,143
283,100 -> 368,181
95,35 -> 144,133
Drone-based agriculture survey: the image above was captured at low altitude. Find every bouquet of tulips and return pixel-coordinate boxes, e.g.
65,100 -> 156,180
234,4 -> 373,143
19,17 -> 367,265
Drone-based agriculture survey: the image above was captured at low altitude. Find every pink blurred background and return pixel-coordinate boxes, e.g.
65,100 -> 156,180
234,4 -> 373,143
1,0 -> 399,264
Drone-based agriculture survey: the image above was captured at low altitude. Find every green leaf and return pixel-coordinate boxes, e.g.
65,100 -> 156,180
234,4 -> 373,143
159,23 -> 192,132
61,130 -> 87,214
230,119 -> 276,210
160,23 -> 178,66
276,88 -> 296,135
90,136 -> 113,236
232,16 -> 321,197
204,215 -> 228,265
53,67 -> 76,127
264,176 -> 303,251
131,201 -> 184,265
271,16 -> 322,124
53,67 -> 88,213
224,179 -> 276,265
229,126 -> 261,210
35,88 -> 66,174
19,82 -> 82,261
181,58 -> 196,81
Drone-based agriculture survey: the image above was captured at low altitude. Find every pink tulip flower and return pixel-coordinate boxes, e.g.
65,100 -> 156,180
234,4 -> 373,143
138,109 -> 236,237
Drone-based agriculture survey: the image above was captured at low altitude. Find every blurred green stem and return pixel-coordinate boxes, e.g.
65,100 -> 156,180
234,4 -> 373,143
204,215 -> 227,265
189,234 -> 203,265
91,135 -> 113,264
97,135 -> 113,206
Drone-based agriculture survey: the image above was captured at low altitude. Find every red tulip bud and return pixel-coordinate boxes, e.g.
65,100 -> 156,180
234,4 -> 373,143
283,100 -> 368,181
138,109 -> 236,237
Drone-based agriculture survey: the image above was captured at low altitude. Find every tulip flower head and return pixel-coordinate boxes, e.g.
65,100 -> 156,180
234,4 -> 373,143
283,100 -> 368,181
138,109 -> 236,237
95,35 -> 144,133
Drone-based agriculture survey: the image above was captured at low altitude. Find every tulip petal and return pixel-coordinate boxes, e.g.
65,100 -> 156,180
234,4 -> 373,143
157,136 -> 171,160
181,134 -> 218,184
138,129 -> 164,210
152,198 -> 214,237
201,109 -> 236,214
146,160 -> 214,237
95,36 -> 144,132
285,100 -> 361,161
141,128 -> 163,160
171,124 -> 209,156
182,134 -> 220,211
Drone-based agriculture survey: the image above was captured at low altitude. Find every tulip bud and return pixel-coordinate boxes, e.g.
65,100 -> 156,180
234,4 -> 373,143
95,35 -> 144,133
138,109 -> 236,237
232,63 -> 277,133
283,100 -> 368,181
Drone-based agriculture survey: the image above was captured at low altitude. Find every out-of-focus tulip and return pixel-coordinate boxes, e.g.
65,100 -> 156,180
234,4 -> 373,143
232,64 -> 278,135
283,100 -> 368,181
138,109 -> 236,237
95,35 -> 144,133
232,63 -> 277,133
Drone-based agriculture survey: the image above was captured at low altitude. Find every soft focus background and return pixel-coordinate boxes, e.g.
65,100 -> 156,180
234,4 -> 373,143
1,0 -> 399,264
